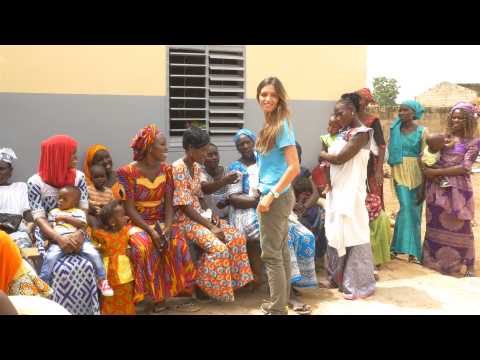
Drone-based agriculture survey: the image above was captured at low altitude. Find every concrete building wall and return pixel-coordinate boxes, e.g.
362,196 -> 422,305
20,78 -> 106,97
0,45 -> 366,182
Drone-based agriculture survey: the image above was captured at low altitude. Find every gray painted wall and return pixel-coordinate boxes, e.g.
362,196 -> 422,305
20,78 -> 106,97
0,93 -> 334,183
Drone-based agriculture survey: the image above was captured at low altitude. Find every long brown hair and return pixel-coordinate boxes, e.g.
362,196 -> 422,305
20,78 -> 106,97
255,77 -> 291,154
446,108 -> 478,139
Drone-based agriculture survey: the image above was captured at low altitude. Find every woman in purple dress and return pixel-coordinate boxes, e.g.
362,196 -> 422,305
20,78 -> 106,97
422,102 -> 479,277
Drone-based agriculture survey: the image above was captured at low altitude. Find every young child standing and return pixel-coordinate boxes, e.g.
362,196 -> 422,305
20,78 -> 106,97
87,164 -> 114,229
92,200 -> 135,315
39,186 -> 114,297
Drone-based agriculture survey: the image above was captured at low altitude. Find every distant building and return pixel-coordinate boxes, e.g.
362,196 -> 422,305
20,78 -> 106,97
415,82 -> 478,107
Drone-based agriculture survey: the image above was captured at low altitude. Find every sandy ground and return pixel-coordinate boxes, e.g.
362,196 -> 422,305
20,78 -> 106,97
143,172 -> 480,315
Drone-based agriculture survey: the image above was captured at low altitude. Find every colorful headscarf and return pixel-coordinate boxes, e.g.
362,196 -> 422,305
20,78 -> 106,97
356,88 -> 376,105
0,230 -> 22,293
0,148 -> 17,164
450,101 -> 476,116
130,124 -> 160,161
388,100 -> 425,166
83,144 -> 109,185
38,135 -> 78,189
233,128 -> 256,144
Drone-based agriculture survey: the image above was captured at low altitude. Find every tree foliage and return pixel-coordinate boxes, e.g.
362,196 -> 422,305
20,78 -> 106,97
372,77 -> 400,107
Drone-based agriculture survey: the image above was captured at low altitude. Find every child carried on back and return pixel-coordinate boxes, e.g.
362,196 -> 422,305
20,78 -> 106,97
38,185 -> 114,297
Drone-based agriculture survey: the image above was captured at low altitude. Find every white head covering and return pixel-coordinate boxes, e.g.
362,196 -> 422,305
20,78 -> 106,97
0,148 -> 17,164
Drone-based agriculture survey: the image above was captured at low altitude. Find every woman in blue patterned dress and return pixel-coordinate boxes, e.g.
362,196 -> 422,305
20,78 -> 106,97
227,129 -> 317,314
27,135 -> 99,315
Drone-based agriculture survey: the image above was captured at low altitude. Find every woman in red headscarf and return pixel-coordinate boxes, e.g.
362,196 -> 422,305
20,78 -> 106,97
355,88 -> 392,270
27,135 -> 100,315
116,124 -> 199,313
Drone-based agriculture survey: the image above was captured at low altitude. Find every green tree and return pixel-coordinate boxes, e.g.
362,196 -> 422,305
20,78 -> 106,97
372,77 -> 400,107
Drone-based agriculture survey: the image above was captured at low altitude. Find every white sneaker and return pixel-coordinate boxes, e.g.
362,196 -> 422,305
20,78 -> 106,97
98,279 -> 114,297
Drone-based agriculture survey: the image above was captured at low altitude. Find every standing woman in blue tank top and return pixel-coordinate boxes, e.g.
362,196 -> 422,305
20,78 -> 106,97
255,77 -> 301,315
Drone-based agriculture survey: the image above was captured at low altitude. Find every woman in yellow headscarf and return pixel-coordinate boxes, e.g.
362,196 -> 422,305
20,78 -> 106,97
0,230 -> 52,297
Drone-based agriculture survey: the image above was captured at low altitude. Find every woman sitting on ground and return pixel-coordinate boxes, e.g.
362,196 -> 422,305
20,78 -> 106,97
171,126 -> 254,302
201,143 -> 240,220
116,124 -> 198,313
0,148 -> 34,250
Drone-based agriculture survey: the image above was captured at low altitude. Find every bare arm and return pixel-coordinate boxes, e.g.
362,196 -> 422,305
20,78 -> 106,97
56,215 -> 87,230
423,165 -> 469,177
319,132 -> 369,165
201,171 -> 238,195
303,178 -> 321,209
229,193 -> 259,209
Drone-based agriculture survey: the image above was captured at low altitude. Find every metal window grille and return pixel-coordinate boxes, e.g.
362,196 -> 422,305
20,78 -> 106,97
168,45 -> 245,137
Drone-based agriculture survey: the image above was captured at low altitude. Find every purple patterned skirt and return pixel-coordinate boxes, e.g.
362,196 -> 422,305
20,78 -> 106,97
422,203 -> 475,275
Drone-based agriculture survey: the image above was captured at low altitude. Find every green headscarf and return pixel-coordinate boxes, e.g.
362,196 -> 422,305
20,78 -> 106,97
387,100 -> 425,166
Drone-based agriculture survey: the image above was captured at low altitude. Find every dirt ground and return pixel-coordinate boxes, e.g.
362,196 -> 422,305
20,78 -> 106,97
146,172 -> 480,315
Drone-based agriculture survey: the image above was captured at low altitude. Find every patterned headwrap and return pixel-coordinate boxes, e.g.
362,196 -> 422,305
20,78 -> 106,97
83,144 -> 109,186
130,124 -> 161,161
450,101 -> 476,116
0,148 -> 17,164
38,135 -> 78,188
233,128 -> 256,144
388,100 -> 425,166
356,88 -> 376,105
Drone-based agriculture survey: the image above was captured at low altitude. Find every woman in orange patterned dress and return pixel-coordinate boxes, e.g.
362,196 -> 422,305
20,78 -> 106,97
92,200 -> 135,315
172,127 -> 254,302
116,125 -> 198,313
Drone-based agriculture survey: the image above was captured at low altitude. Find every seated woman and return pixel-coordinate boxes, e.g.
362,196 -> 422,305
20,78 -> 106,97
201,143 -> 240,220
292,142 -> 326,260
117,124 -> 198,313
83,144 -> 119,189
27,135 -> 100,315
172,126 -> 254,302
0,148 -> 34,250
227,129 -> 316,314
0,230 -> 52,298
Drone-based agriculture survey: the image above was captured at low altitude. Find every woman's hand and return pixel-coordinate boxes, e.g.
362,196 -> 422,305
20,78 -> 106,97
148,227 -> 167,252
293,202 -> 306,216
319,151 -> 330,161
209,225 -> 225,242
375,167 -> 384,186
223,171 -> 240,185
211,213 -> 221,226
422,166 -> 438,178
257,193 -> 274,213
56,234 -> 77,254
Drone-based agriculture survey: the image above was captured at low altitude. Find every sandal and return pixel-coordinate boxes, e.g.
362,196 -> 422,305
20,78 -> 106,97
288,301 -> 312,315
465,271 -> 476,277
171,302 -> 201,313
151,303 -> 169,313
408,256 -> 421,265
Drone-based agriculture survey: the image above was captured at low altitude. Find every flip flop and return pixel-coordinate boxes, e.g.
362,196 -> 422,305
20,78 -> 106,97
151,303 -> 169,313
172,302 -> 201,313
289,302 -> 312,315
465,271 -> 476,277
